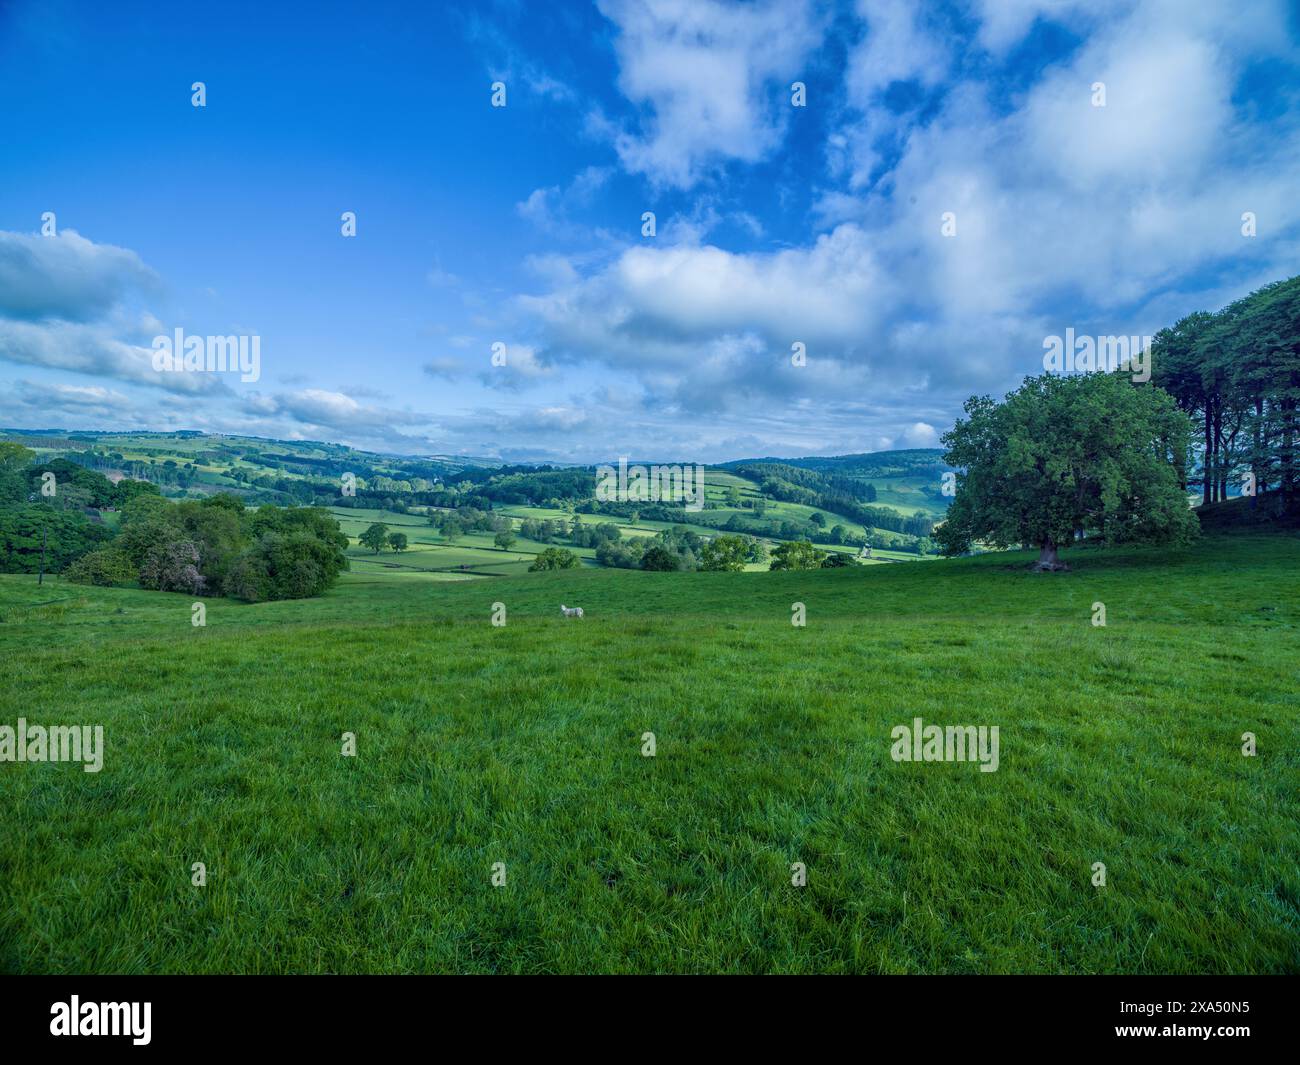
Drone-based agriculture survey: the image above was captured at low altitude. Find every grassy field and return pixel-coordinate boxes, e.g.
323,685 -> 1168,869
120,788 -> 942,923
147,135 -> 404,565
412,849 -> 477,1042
1,533 -> 1296,973
335,503 -> 927,576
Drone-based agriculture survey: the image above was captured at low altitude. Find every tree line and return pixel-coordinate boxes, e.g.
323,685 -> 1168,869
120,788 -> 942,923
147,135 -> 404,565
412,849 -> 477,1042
1151,274 -> 1299,508
0,444 -> 348,600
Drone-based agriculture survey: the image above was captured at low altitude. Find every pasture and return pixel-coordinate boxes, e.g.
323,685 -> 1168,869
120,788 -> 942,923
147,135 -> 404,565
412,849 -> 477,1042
0,533 -> 1296,973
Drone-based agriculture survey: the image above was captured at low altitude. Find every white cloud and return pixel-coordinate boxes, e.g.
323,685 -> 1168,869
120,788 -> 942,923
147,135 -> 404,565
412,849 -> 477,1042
516,166 -> 613,232
0,318 -> 225,394
899,421 -> 940,447
597,0 -> 824,188
509,0 -> 1300,445
0,229 -> 157,322
479,343 -> 555,391
845,0 -> 948,102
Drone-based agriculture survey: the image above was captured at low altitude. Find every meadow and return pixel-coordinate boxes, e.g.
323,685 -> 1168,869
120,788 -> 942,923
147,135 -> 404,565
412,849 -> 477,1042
0,532 -> 1296,973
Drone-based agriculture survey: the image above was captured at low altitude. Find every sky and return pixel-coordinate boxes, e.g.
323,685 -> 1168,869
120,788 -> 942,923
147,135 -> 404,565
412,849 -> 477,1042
1,0 -> 1298,463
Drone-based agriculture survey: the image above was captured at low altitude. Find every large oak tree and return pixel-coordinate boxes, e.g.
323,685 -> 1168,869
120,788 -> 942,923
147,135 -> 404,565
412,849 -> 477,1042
936,371 -> 1198,568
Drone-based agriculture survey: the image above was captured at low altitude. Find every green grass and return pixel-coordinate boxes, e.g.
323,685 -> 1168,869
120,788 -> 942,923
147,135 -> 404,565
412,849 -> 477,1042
0,533 -> 1296,973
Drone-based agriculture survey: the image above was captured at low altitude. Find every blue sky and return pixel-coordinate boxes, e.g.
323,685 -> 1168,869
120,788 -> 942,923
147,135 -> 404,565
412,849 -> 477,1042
2,0 -> 1298,462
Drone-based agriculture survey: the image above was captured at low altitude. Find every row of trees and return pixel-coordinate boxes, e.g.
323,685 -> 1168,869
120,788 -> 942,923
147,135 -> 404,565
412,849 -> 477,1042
358,524 -> 409,552
938,273 -> 1300,568
1151,275 -> 1300,507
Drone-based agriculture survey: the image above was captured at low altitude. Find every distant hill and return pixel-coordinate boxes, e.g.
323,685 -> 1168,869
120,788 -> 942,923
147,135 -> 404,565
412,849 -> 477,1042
725,448 -> 948,477
722,448 -> 952,519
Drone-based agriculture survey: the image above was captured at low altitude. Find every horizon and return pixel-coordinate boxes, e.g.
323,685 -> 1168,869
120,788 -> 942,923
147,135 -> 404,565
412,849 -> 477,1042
0,423 -> 947,467
3,1 -> 1298,462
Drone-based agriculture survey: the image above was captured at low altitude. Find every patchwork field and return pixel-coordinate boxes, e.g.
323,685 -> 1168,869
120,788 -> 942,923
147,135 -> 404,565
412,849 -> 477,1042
1,533 -> 1296,974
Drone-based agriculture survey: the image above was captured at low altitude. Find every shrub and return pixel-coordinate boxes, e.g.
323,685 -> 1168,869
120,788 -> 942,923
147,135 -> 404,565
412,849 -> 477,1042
699,534 -> 750,572
227,531 -> 348,601
227,530 -> 351,600
595,538 -> 645,569
530,547 -> 579,571
769,541 -> 826,571
139,540 -> 207,595
65,546 -> 137,586
640,544 -> 680,571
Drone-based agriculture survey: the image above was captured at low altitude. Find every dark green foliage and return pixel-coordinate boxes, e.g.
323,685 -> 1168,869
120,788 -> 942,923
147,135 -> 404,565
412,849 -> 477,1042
699,534 -> 751,571
64,546 -> 138,587
640,544 -> 681,571
112,479 -> 162,508
530,547 -> 580,571
569,521 -> 621,548
937,372 -> 1199,562
226,531 -> 349,602
359,523 -> 390,552
0,442 -> 35,506
769,540 -> 827,570
0,504 -> 112,573
1150,274 -> 1300,509
27,458 -> 116,508
595,537 -> 646,569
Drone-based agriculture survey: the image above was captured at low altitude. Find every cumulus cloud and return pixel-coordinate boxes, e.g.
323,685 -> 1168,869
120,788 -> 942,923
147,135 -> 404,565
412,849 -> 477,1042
511,0 -> 1300,448
0,228 -> 226,396
262,388 -> 432,433
596,0 -> 824,188
899,421 -> 940,447
0,229 -> 158,322
478,343 -> 556,391
845,0 -> 949,102
0,317 -> 226,394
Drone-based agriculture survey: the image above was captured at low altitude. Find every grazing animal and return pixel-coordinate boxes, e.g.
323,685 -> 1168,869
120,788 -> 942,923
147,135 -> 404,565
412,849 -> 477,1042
560,604 -> 584,618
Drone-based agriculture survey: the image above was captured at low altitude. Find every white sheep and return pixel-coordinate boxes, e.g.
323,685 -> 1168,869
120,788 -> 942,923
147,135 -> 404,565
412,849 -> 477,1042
560,604 -> 584,618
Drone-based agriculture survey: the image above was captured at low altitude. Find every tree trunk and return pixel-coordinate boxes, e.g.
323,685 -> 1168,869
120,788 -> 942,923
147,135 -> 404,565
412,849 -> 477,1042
1206,400 -> 1216,504
1253,395 -> 1264,504
1284,392 -> 1296,509
1203,405 -> 1213,505
1032,538 -> 1067,571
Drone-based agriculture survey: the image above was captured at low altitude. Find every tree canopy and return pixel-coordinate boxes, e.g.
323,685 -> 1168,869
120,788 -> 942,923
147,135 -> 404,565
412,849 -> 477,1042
1150,274 -> 1300,510
936,371 -> 1198,567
